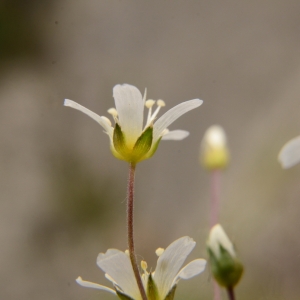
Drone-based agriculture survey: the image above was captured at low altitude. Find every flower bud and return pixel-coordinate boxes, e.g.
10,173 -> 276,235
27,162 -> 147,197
207,224 -> 243,288
200,125 -> 229,170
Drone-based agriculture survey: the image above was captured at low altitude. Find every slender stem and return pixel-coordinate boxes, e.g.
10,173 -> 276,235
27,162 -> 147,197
127,162 -> 147,300
210,169 -> 221,227
226,287 -> 236,300
210,169 -> 221,300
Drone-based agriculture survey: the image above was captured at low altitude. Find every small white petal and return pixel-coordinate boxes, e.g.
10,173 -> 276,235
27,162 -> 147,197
76,277 -> 116,295
278,135 -> 300,168
153,236 -> 196,299
64,99 -> 113,137
171,259 -> 206,287
113,84 -> 145,148
153,99 -> 203,143
97,249 -> 141,300
161,130 -> 190,140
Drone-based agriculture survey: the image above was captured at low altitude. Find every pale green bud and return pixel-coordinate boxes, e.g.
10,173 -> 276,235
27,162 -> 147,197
200,125 -> 229,170
207,224 -> 243,288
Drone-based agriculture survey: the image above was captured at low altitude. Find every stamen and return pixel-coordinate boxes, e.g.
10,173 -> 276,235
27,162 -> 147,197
145,99 -> 156,128
157,99 -> 166,107
145,99 -> 155,108
107,107 -> 118,122
101,116 -> 112,126
150,99 -> 166,123
141,260 -> 148,271
155,248 -> 164,257
143,88 -> 147,103
108,107 -> 118,117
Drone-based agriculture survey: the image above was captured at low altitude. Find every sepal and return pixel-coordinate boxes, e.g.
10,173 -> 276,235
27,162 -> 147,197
113,123 -> 128,159
132,126 -> 153,162
163,284 -> 177,300
147,273 -> 159,300
208,245 -> 243,288
115,287 -> 135,300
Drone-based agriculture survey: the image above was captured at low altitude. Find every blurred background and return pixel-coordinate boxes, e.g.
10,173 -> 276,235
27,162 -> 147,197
1,1 -> 300,299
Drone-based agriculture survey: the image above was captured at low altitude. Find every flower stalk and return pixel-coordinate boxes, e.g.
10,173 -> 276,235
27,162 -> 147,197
210,169 -> 221,228
210,170 -> 222,300
127,162 -> 148,300
227,287 -> 236,300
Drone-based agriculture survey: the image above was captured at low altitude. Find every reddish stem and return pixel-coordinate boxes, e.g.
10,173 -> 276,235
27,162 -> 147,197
210,169 -> 221,227
127,163 -> 147,300
227,287 -> 236,300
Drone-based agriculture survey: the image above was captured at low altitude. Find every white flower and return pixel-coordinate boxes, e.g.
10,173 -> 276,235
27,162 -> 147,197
64,84 -> 203,163
278,135 -> 300,168
76,236 -> 206,300
207,224 -> 243,288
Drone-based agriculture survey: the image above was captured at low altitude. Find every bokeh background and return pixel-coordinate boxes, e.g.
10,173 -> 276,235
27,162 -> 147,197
1,1 -> 300,299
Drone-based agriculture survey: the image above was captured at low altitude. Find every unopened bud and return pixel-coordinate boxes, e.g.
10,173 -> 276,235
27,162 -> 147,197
200,125 -> 229,170
207,224 -> 243,288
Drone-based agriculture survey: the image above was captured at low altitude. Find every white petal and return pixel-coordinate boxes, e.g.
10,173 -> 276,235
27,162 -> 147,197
113,84 -> 145,147
153,99 -> 203,143
278,135 -> 300,168
171,259 -> 206,287
153,236 -> 196,299
161,130 -> 190,140
97,249 -> 141,300
76,276 -> 116,294
64,99 -> 113,138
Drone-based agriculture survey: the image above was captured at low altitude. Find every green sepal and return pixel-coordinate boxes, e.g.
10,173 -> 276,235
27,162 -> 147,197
207,245 -> 243,288
163,284 -> 177,300
113,123 -> 128,158
147,273 -> 159,300
132,126 -> 153,162
142,136 -> 162,161
115,288 -> 135,300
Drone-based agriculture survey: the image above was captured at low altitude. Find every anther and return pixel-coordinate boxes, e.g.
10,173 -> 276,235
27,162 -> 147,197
145,99 -> 155,108
155,248 -> 164,257
157,99 -> 166,107
141,260 -> 148,271
107,108 -> 118,117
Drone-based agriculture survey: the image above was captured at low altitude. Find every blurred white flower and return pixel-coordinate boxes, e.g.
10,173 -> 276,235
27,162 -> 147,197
200,125 -> 229,170
278,135 -> 300,168
65,84 -> 203,163
207,224 -> 243,288
207,224 -> 235,259
76,236 -> 206,300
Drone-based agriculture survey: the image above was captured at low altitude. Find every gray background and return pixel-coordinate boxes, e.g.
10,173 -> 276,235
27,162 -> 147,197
1,1 -> 300,299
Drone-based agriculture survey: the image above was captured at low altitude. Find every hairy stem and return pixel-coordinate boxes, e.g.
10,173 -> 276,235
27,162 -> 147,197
227,287 -> 236,300
127,163 -> 147,300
